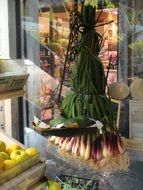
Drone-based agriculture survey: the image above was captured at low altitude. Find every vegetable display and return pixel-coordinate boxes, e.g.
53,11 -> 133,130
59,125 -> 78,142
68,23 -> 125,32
49,131 -> 124,162
46,3 -> 129,171
61,5 -> 114,132
33,176 -> 98,190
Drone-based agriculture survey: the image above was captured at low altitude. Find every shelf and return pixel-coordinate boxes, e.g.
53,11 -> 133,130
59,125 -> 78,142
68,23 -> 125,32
0,131 -> 44,188
0,89 -> 25,100
0,163 -> 45,190
0,59 -> 29,101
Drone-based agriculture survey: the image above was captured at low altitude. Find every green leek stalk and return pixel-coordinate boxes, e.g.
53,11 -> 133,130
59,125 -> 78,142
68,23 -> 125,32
62,5 -> 114,131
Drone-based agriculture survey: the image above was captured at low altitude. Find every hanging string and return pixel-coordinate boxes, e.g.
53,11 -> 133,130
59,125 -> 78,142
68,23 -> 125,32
41,0 -> 85,118
58,0 -> 81,102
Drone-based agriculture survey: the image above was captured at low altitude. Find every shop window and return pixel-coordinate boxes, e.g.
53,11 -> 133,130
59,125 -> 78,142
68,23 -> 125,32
22,0 -> 143,140
22,1 -> 119,128
96,8 -> 118,84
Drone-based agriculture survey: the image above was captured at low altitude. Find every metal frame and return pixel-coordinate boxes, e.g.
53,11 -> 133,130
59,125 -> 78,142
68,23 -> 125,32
15,0 -> 24,143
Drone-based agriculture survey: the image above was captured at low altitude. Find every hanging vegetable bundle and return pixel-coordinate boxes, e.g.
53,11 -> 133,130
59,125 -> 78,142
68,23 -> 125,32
47,4 -> 129,171
49,131 -> 129,171
49,131 -> 124,160
61,5 -> 114,132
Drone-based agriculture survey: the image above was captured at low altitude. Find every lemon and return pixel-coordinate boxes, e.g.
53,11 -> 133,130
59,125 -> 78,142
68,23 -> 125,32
0,140 -> 6,152
3,160 -> 17,170
0,152 -> 9,160
48,181 -> 61,190
25,147 -> 39,157
6,144 -> 23,155
0,156 -> 4,172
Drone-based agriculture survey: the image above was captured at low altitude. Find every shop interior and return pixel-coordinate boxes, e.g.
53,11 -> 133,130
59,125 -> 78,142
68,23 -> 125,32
0,0 -> 143,189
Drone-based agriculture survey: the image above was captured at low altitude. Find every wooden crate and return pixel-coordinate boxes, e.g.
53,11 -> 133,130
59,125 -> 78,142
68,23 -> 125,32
0,162 -> 46,190
0,132 -> 40,185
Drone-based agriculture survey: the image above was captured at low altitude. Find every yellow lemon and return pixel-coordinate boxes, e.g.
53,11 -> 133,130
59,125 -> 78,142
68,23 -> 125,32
0,152 -> 9,160
3,160 -> 17,170
25,147 -> 39,157
0,156 -> 4,172
48,181 -> 61,190
6,144 -> 23,155
0,140 -> 6,152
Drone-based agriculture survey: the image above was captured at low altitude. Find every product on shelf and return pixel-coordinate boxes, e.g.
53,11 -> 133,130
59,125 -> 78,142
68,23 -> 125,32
0,140 -> 6,152
31,174 -> 98,190
43,3 -> 129,172
30,178 -> 61,190
0,137 -> 40,185
0,162 -> 46,190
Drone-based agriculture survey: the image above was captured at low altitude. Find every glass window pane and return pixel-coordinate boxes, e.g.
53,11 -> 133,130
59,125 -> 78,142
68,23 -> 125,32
21,0 -> 143,139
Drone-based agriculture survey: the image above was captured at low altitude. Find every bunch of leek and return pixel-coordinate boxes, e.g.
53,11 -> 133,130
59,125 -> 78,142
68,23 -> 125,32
49,132 -> 124,161
61,5 -> 114,132
48,4 -> 127,171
